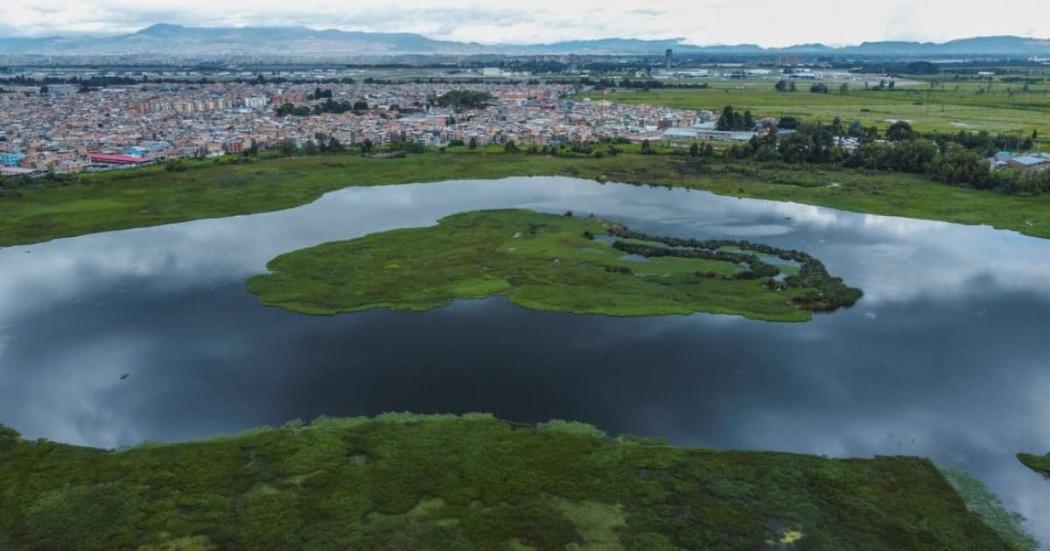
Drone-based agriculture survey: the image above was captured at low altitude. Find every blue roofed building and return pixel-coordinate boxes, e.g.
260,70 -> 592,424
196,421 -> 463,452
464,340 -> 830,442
991,152 -> 1050,175
123,146 -> 149,158
1006,154 -> 1050,175
0,152 -> 26,167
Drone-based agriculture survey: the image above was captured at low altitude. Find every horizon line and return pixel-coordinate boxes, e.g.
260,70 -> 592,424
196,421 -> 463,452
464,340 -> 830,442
2,22 -> 1048,50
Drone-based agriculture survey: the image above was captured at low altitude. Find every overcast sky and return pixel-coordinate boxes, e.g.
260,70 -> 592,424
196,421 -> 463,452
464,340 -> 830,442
3,0 -> 1050,46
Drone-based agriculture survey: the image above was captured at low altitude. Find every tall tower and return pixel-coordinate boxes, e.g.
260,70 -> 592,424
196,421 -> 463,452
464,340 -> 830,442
665,49 -> 673,71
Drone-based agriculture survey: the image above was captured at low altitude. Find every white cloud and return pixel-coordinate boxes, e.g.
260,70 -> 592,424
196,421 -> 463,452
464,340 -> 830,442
1,0 -> 1049,46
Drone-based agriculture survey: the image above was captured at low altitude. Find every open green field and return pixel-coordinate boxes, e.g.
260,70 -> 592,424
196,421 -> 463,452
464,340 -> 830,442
248,209 -> 857,321
4,151 -> 1050,247
584,79 -> 1050,143
1018,453 -> 1050,478
0,414 -> 1029,550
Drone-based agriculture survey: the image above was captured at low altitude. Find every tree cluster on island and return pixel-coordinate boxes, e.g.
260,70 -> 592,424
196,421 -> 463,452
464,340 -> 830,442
605,225 -> 863,311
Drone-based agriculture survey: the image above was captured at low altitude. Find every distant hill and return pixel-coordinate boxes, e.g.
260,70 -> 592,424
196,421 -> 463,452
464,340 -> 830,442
848,36 -> 1050,56
1,24 -> 1049,58
0,23 -> 482,57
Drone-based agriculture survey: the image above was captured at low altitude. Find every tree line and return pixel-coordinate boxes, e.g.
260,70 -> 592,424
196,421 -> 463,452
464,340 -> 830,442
584,78 -> 711,91
709,108 -> 1047,194
427,90 -> 494,110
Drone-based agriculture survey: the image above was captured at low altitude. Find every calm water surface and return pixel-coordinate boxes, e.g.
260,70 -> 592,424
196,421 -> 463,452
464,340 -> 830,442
1,177 -> 1048,541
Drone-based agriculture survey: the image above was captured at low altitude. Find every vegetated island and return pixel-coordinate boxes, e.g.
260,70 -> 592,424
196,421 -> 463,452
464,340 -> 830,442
246,209 -> 861,321
1018,452 -> 1050,478
0,414 -> 1030,550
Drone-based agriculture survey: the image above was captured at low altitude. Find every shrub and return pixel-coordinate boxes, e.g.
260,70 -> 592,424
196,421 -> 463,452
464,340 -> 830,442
537,420 -> 607,439
164,159 -> 187,172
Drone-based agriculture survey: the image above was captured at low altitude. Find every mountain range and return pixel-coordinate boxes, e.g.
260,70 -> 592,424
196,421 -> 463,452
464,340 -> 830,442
2,24 -> 1050,58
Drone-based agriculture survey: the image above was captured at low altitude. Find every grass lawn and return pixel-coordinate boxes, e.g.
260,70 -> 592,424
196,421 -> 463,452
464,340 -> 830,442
4,151 -> 1050,247
247,209 -> 858,321
0,414 -> 1026,550
582,79 -> 1050,141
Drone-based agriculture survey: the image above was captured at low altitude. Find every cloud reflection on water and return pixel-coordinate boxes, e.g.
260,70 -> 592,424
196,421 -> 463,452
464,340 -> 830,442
1,177 -> 1049,540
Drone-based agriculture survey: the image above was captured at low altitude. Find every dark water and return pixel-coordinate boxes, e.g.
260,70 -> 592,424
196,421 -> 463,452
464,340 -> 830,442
1,177 -> 1049,541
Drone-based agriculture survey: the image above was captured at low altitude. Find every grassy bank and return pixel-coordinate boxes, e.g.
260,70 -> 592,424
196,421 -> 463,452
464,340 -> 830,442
1018,453 -> 1050,478
247,209 -> 860,321
0,414 -> 1024,550
4,151 -> 1050,247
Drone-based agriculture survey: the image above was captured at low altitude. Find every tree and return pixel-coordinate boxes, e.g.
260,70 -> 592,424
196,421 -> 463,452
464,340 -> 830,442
716,106 -> 735,131
164,159 -> 187,172
429,90 -> 494,111
839,82 -> 850,95
360,139 -> 374,154
830,117 -> 844,136
809,83 -> 829,94
754,144 -> 780,162
777,116 -> 800,130
789,81 -> 797,92
400,141 -> 425,154
309,87 -> 332,100
777,124 -> 835,164
689,142 -> 700,157
468,137 -> 478,150
929,144 -> 992,188
504,140 -> 519,153
640,139 -> 655,154
717,106 -> 749,131
886,120 -> 917,142
774,79 -> 789,92
847,121 -> 878,141
277,139 -> 298,157
275,103 -> 312,117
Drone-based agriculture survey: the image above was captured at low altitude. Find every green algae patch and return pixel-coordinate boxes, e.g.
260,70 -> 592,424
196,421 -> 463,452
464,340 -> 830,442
247,209 -> 861,321
0,415 -> 1024,549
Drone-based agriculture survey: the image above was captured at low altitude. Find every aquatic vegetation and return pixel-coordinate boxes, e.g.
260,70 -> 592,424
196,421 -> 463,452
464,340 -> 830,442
0,416 -> 1018,549
247,209 -> 860,321
5,151 -> 1050,247
1018,452 -> 1050,479
942,468 -> 1039,550
605,225 -> 862,311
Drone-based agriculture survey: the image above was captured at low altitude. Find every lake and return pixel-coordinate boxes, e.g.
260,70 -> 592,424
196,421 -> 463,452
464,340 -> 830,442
1,177 -> 1048,541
